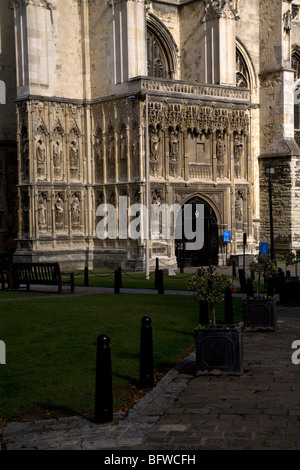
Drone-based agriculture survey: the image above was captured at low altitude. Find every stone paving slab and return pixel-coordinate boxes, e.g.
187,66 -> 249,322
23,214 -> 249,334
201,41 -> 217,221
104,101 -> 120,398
1,304 -> 300,451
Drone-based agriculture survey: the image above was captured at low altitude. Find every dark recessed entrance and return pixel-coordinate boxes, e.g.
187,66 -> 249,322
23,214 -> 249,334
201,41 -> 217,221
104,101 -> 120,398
175,196 -> 219,267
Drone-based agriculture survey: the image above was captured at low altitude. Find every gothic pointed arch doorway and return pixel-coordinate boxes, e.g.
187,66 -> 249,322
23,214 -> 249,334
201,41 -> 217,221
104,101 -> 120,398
175,196 -> 219,267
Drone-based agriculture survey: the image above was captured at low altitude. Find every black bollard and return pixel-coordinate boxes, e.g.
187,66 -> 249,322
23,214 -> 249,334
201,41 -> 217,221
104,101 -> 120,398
118,266 -> 122,288
84,266 -> 89,287
154,258 -> 159,289
238,269 -> 247,293
114,269 -> 120,294
224,287 -> 234,325
157,269 -> 164,294
94,334 -> 113,423
232,260 -> 237,278
246,278 -> 254,298
267,279 -> 274,297
199,300 -> 209,325
139,316 -> 154,389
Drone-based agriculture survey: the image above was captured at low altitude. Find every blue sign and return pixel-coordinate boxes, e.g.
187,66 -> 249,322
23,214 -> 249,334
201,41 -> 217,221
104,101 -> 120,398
223,230 -> 231,243
259,242 -> 269,255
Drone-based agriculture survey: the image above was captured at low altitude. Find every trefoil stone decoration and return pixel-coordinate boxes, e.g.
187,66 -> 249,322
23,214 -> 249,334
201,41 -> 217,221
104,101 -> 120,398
9,0 -> 52,10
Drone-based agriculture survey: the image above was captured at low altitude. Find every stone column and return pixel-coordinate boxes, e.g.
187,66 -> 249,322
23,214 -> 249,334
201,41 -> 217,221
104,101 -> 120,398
202,0 -> 239,86
259,0 -> 300,255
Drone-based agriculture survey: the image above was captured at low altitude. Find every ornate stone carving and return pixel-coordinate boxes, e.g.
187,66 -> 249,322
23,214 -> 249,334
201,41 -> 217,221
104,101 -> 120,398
107,127 -> 115,181
235,190 -> 244,229
36,137 -> 46,180
234,134 -> 243,178
38,192 -> 47,229
119,124 -> 127,180
202,0 -> 239,22
283,10 -> 292,31
9,0 -> 52,10
150,126 -> 160,177
131,122 -> 139,179
71,193 -> 81,227
54,193 -> 64,230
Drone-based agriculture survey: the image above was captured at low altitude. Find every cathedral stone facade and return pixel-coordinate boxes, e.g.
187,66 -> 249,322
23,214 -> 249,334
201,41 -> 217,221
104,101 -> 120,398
1,0 -> 300,269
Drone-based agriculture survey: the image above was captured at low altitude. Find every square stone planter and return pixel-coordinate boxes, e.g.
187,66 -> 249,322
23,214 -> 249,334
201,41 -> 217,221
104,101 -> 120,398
194,323 -> 243,376
242,297 -> 277,331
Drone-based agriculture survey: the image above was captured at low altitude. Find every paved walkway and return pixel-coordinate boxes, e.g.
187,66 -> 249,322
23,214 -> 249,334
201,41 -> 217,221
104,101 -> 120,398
1,301 -> 300,451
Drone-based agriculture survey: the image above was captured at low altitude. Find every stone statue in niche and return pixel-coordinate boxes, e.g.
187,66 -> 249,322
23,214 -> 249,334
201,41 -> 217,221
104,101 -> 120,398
283,10 -> 292,31
131,125 -> 139,179
216,134 -> 225,163
54,194 -> 64,228
69,140 -> 78,171
150,128 -> 160,161
234,134 -> 243,178
38,193 -> 47,228
169,129 -> 179,161
119,131 -> 127,178
71,194 -> 81,226
36,137 -> 46,179
107,132 -> 115,180
235,191 -> 244,228
22,139 -> 29,180
95,136 -> 103,179
53,139 -> 62,178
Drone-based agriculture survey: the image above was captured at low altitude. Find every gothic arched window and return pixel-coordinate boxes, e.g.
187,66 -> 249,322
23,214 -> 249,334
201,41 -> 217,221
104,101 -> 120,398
147,27 -> 170,79
236,49 -> 250,88
292,48 -> 300,141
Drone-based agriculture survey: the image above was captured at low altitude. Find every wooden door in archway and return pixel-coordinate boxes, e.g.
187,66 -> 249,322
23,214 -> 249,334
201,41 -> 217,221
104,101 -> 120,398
175,196 -> 219,267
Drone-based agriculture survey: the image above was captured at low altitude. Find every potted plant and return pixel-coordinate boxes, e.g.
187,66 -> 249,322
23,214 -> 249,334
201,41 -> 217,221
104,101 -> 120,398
242,254 -> 278,331
189,266 -> 243,376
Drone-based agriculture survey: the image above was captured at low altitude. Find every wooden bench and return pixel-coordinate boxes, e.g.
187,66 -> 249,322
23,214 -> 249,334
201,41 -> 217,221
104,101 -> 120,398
11,262 -> 75,294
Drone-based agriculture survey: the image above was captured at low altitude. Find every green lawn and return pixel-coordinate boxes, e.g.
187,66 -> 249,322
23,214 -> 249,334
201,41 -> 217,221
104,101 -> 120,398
0,291 -> 243,426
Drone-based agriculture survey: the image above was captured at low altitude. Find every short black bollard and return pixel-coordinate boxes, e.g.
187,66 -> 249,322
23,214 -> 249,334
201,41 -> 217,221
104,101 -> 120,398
238,269 -> 247,293
84,266 -> 89,287
94,334 -> 113,423
224,287 -> 234,325
157,269 -> 164,294
139,316 -> 154,389
118,266 -> 122,288
199,300 -> 209,325
232,260 -> 237,278
114,269 -> 120,294
246,278 -> 254,298
267,279 -> 274,297
154,258 -> 159,289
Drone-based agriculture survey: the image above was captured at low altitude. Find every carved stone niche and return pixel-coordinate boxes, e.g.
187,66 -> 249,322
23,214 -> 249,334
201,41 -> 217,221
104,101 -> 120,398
37,191 -> 48,232
68,120 -> 81,181
234,133 -> 244,179
118,123 -> 127,181
149,125 -> 161,177
131,121 -> 140,180
94,127 -> 104,182
70,192 -> 81,229
35,135 -> 46,181
20,190 -> 30,238
52,120 -> 64,181
54,192 -> 65,231
169,127 -> 180,177
106,126 -> 115,181
235,189 -> 244,231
